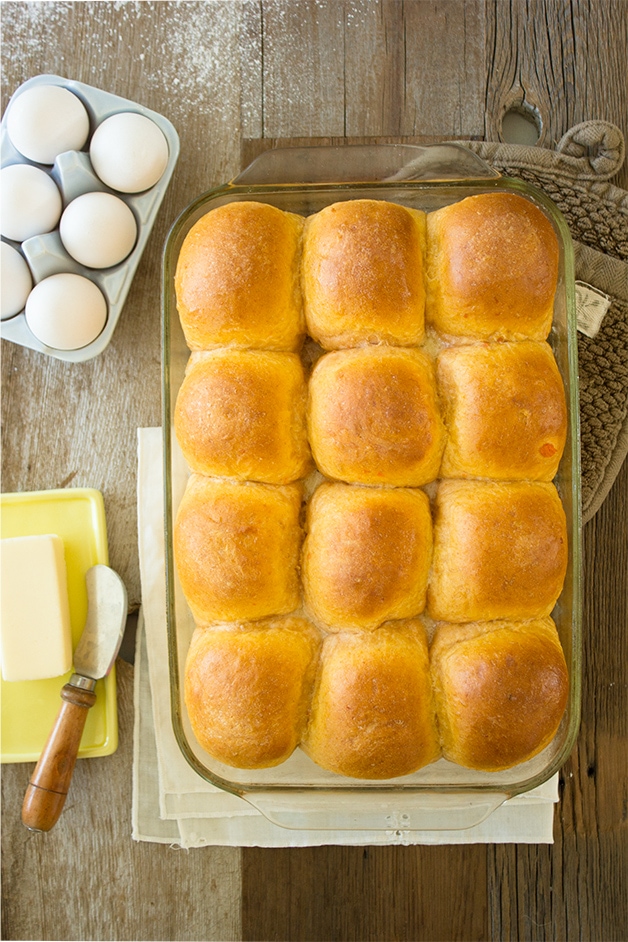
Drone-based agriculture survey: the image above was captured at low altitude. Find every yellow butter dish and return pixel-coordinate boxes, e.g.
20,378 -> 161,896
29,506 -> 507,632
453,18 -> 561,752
0,488 -> 119,763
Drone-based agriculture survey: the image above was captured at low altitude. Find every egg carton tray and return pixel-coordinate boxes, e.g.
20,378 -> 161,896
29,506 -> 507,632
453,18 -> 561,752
1,74 -> 179,362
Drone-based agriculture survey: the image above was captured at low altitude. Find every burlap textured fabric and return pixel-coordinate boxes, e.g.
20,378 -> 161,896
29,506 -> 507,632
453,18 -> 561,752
461,123 -> 628,523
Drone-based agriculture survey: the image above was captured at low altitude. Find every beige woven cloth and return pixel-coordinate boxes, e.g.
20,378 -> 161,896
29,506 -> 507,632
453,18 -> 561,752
461,122 -> 628,523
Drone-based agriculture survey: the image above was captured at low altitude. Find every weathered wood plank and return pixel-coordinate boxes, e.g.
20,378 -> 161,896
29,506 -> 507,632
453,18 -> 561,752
244,0 -> 487,141
1,1 -> 627,941
0,661 -> 242,942
241,844 -> 488,942
490,832 -> 628,942
485,0 -> 628,188
343,0 -> 486,138
2,5 -> 246,940
0,1 -> 247,608
259,0 -> 347,137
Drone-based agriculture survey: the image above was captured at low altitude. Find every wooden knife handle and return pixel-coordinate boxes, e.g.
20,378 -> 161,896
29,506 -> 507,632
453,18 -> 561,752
22,680 -> 97,832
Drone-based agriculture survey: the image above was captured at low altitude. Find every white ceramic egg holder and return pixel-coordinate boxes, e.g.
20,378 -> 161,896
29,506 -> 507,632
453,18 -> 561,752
0,74 -> 179,362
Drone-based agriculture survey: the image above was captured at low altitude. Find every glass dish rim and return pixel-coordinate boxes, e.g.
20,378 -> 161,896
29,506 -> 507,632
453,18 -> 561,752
161,172 -> 582,807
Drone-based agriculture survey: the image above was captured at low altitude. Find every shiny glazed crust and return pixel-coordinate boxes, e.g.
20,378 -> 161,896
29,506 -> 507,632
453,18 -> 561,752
302,620 -> 441,779
173,193 -> 571,776
175,201 -> 304,351
430,618 -> 569,771
185,617 -> 321,769
437,341 -> 567,481
427,480 -> 568,622
174,349 -> 312,484
302,482 -> 433,631
302,199 -> 426,348
174,474 -> 303,624
426,192 -> 559,341
308,346 -> 446,486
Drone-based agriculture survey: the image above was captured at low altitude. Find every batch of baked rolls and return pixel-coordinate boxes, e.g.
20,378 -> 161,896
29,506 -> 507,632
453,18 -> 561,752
173,191 -> 570,780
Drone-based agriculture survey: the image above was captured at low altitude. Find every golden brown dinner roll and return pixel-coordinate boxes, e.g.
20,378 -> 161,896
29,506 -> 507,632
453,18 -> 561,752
303,620 -> 441,779
426,192 -> 559,341
302,199 -> 426,348
174,349 -> 311,484
308,346 -> 446,486
185,617 -> 321,769
302,482 -> 433,631
175,200 -> 304,351
430,617 -> 569,771
427,480 -> 568,623
437,340 -> 567,481
174,474 -> 303,624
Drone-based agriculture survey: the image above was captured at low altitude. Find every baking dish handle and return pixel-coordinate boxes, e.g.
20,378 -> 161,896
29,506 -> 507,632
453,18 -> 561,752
244,789 -> 509,833
233,143 -> 500,185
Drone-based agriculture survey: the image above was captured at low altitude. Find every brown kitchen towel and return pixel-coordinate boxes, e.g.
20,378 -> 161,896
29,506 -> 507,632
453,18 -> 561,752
459,122 -> 628,523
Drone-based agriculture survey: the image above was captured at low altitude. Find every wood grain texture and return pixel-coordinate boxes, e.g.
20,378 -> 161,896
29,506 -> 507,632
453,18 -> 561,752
261,0 -> 346,137
1,1 -> 627,940
0,1 -> 246,609
485,0 -> 628,189
241,0 -> 487,140
344,0 -> 486,138
1,661 -> 242,942
241,844 -> 488,941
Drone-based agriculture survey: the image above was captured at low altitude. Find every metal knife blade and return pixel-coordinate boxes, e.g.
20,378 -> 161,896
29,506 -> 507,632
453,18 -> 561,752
74,564 -> 128,679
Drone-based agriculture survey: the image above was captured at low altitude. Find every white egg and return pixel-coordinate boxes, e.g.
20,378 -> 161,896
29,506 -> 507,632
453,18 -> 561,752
0,164 -> 62,242
6,84 -> 90,165
25,273 -> 107,350
1,242 -> 33,319
59,192 -> 138,269
89,111 -> 169,193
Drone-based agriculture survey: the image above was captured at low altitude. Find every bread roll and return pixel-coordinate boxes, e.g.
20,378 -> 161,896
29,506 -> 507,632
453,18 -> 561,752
437,341 -> 567,481
308,346 -> 445,486
426,192 -> 559,341
175,200 -> 304,351
185,617 -> 321,769
174,349 -> 311,484
302,199 -> 426,348
427,480 -> 568,622
174,475 -> 303,624
302,482 -> 432,631
430,617 -> 569,771
303,620 -> 441,779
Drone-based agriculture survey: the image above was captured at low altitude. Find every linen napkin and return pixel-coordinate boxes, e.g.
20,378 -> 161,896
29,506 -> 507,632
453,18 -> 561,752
132,427 -> 559,847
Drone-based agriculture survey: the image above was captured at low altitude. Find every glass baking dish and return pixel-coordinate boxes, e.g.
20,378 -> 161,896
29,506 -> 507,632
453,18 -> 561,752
161,144 -> 582,832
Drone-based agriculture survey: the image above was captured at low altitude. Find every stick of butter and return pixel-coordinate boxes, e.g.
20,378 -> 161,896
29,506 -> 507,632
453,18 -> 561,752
1,534 -> 73,682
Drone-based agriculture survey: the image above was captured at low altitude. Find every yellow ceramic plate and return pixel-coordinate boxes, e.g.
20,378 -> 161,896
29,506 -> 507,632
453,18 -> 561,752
1,488 -> 118,763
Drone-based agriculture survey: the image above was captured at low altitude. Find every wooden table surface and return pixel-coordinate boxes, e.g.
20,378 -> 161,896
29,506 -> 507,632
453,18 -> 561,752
2,2 -> 627,940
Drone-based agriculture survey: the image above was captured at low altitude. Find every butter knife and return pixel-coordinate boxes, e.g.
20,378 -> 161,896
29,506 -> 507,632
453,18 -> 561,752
22,564 -> 127,831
